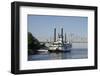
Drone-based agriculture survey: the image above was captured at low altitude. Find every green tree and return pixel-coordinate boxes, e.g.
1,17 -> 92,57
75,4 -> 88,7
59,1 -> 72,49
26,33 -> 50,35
28,32 -> 41,55
28,32 -> 47,55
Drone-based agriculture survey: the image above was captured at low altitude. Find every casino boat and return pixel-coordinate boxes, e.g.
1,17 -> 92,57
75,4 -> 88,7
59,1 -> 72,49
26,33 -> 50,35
48,28 -> 72,52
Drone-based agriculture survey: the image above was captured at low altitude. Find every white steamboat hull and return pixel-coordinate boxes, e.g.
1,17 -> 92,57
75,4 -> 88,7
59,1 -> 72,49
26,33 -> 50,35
48,44 -> 72,52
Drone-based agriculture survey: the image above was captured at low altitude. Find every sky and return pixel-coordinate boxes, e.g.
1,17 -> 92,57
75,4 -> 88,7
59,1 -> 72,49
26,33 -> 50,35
28,15 -> 88,41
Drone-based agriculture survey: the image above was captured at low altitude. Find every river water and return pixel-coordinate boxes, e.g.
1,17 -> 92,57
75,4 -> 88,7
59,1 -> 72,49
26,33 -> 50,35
28,43 -> 88,61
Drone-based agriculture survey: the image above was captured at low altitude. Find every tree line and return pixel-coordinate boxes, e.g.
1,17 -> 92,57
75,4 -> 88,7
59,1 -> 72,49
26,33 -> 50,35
28,32 -> 46,55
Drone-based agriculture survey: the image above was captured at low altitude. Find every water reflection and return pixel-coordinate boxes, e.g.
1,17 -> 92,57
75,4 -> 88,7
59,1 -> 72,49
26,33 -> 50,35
28,48 -> 88,61
28,43 -> 88,61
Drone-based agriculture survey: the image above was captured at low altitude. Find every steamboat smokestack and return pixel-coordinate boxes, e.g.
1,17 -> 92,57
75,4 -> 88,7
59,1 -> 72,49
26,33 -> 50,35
54,28 -> 56,42
65,33 -> 67,43
61,28 -> 63,43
